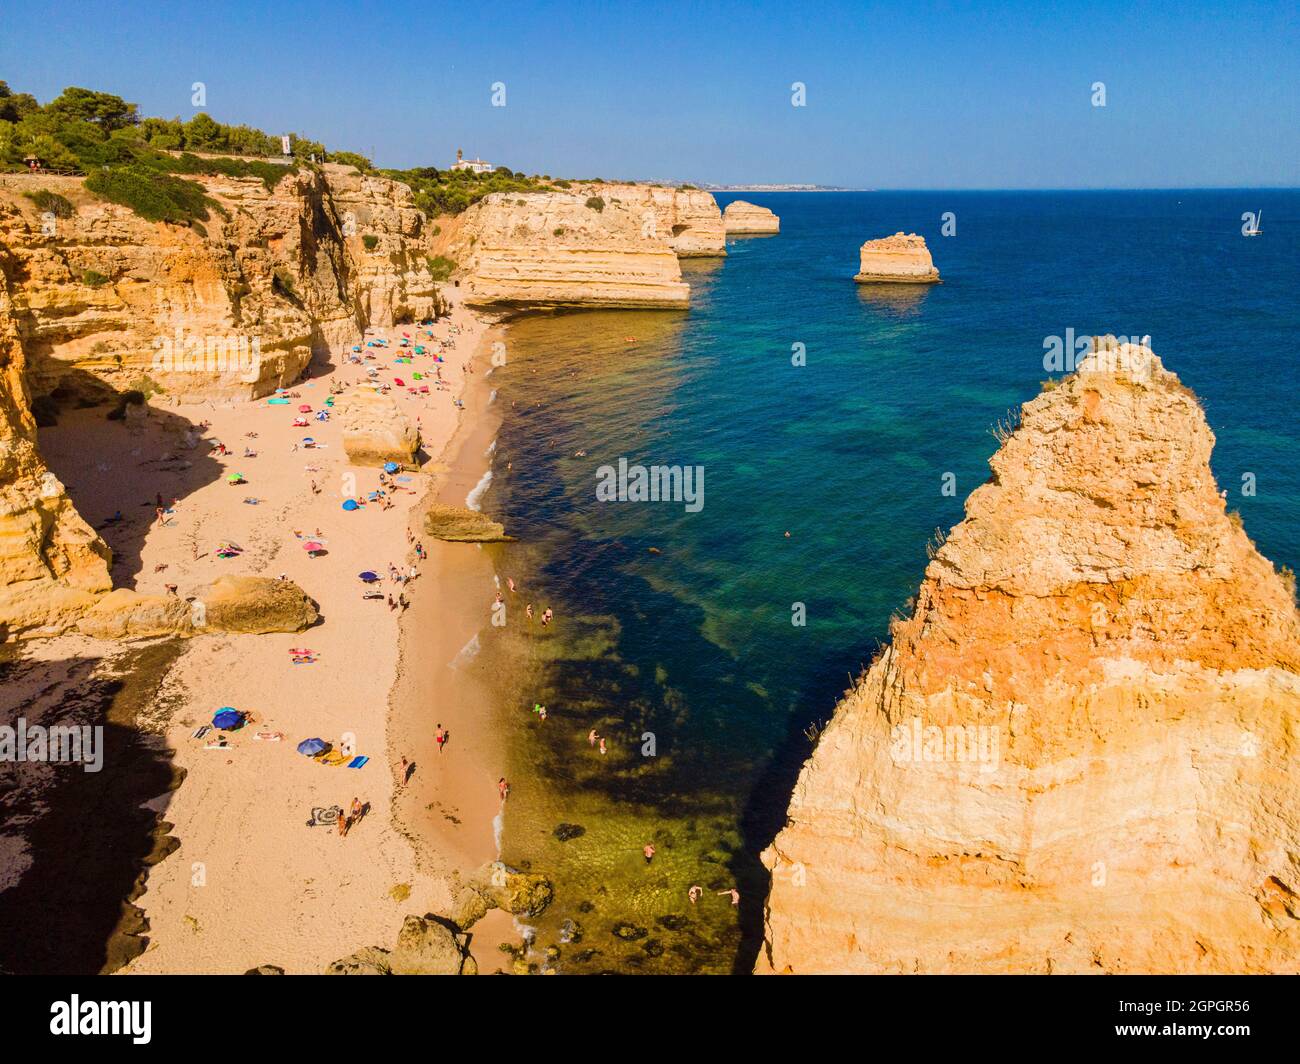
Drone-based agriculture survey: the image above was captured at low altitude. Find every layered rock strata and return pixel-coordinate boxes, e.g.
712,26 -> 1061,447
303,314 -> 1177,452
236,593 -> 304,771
760,341 -> 1300,974
853,232 -> 940,283
723,200 -> 780,235
442,192 -> 690,310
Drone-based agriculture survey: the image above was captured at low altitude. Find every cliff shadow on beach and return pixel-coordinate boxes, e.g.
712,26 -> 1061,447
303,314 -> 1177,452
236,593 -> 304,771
0,639 -> 184,974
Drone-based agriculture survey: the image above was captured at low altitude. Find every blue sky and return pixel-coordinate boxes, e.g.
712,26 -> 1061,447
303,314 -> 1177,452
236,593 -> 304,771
2,0 -> 1296,187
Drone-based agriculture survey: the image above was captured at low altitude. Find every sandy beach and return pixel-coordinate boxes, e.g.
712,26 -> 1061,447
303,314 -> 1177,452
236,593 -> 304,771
16,292 -> 519,974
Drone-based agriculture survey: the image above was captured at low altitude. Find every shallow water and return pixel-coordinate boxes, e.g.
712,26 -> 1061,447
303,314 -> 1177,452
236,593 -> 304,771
481,190 -> 1299,974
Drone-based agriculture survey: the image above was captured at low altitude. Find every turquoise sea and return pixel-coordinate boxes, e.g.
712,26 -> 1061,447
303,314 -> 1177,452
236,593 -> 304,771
482,190 -> 1299,973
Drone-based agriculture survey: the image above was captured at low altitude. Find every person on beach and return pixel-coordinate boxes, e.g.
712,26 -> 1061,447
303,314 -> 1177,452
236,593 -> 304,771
688,885 -> 702,904
337,810 -> 347,838
399,757 -> 409,786
350,797 -> 364,826
435,725 -> 446,753
498,777 -> 510,801
643,844 -> 655,864
718,888 -> 740,906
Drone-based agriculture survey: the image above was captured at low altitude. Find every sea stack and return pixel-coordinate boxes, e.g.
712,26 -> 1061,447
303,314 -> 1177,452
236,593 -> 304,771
722,200 -> 780,235
853,232 -> 940,284
760,338 -> 1300,974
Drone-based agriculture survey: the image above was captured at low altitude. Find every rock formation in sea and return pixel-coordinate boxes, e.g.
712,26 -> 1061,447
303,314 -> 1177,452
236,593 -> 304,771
853,231 -> 940,284
0,162 -> 443,638
722,200 -> 780,235
760,339 -> 1300,974
441,191 -> 690,310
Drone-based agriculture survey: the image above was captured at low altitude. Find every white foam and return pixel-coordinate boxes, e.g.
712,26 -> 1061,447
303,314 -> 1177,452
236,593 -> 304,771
466,469 -> 493,511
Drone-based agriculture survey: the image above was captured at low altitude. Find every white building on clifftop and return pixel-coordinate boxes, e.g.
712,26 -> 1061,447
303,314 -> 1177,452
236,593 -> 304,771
451,149 -> 496,174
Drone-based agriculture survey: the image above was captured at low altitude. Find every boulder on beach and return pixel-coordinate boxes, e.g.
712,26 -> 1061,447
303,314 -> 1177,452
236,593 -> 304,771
423,503 -> 512,542
338,386 -> 420,467
388,915 -> 473,975
76,576 -> 318,639
324,946 -> 392,976
853,232 -> 941,284
200,575 -> 319,634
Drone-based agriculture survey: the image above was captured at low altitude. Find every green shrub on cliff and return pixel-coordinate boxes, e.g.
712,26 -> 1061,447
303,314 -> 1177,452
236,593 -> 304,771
24,189 -> 74,217
362,234 -> 379,251
425,255 -> 455,281
84,165 -> 211,225
585,195 -> 605,212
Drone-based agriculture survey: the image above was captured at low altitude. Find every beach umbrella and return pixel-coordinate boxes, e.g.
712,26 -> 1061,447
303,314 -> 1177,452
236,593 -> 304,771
383,461 -> 399,474
227,473 -> 244,483
303,541 -> 324,552
358,571 -> 380,582
298,404 -> 312,413
213,708 -> 243,730
325,396 -> 335,407
341,499 -> 359,511
296,737 -> 329,757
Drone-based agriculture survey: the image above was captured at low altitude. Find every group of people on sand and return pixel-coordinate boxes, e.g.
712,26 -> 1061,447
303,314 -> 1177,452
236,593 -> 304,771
336,796 -> 367,838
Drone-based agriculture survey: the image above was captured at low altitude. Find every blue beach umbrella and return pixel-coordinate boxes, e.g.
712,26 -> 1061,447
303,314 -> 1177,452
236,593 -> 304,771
341,498 -> 359,511
383,461 -> 399,474
212,707 -> 243,730
296,737 -> 329,757
358,571 -> 380,583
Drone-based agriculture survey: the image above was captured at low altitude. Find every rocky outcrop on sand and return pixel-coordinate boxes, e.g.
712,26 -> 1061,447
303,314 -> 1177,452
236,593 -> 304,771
760,339 -> 1300,974
337,385 -> 420,467
723,200 -> 780,235
324,866 -> 553,975
441,192 -> 690,309
422,503 -> 511,542
76,575 -> 317,639
853,231 -> 940,283
577,183 -> 727,257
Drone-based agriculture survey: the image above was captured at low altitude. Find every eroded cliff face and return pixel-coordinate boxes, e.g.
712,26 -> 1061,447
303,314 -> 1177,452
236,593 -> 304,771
441,191 -> 690,310
0,163 -> 443,407
0,163 -> 445,637
854,232 -> 940,283
0,267 -> 111,638
761,341 -> 1300,974
577,184 -> 726,257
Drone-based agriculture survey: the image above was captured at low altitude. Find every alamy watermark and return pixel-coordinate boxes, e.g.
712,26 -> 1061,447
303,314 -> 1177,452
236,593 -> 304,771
151,327 -> 262,381
889,716 -> 1000,774
0,718 -> 103,772
596,458 -> 704,512
1042,329 -> 1153,377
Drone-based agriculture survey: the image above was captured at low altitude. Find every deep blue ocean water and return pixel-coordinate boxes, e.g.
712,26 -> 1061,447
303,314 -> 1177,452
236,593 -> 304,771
484,190 -> 1298,973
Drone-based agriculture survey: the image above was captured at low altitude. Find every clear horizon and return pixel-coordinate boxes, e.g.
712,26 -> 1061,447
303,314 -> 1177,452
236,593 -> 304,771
2,0 -> 1297,189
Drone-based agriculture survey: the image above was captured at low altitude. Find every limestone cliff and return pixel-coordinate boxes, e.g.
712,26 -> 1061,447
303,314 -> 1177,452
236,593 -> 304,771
441,192 -> 689,310
854,232 -> 940,284
0,262 -> 111,638
578,184 -> 726,257
723,200 -> 780,235
760,340 -> 1300,974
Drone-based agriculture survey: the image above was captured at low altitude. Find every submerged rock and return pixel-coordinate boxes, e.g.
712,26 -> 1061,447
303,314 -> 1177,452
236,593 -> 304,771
553,822 -> 586,842
612,922 -> 647,941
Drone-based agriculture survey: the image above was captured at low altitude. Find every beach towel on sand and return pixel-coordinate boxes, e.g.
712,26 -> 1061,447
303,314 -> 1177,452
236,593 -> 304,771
346,756 -> 369,769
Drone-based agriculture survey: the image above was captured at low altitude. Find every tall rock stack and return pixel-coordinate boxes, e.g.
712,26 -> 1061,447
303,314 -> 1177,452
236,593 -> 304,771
853,232 -> 940,283
760,340 -> 1300,974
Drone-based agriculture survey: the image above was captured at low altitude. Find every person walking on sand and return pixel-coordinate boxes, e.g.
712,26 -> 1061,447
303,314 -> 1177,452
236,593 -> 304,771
643,844 -> 655,864
498,777 -> 510,801
399,757 -> 409,785
337,809 -> 347,838
688,885 -> 702,904
717,888 -> 740,906
350,797 -> 364,827
435,725 -> 446,753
